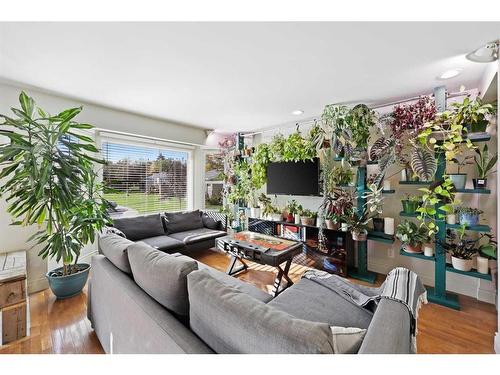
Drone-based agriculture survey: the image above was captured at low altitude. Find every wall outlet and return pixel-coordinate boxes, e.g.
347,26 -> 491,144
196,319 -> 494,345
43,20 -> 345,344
388,247 -> 395,258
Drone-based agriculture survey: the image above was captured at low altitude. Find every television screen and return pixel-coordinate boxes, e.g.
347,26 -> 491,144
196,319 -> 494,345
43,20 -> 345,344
266,158 -> 320,196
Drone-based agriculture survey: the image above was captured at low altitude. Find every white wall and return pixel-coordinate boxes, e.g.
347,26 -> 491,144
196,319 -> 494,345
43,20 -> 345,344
256,85 -> 498,304
0,81 -> 207,293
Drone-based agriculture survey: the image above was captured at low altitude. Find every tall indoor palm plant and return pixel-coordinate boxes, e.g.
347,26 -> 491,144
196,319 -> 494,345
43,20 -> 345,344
0,92 -> 110,298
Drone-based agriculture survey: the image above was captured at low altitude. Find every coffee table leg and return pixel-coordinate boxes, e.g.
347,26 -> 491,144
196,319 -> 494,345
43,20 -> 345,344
226,255 -> 248,276
272,259 -> 294,297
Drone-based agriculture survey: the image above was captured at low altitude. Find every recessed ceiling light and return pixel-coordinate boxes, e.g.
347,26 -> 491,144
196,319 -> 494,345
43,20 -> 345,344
292,110 -> 304,116
439,69 -> 461,80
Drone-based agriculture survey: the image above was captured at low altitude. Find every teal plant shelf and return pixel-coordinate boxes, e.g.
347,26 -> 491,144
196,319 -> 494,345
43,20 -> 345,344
399,211 -> 419,217
333,157 -> 378,165
382,189 -> 395,194
446,266 -> 492,281
454,188 -> 491,194
399,249 -> 435,261
367,231 -> 395,244
446,223 -> 491,232
466,133 -> 491,143
426,287 -> 460,310
399,180 -> 431,185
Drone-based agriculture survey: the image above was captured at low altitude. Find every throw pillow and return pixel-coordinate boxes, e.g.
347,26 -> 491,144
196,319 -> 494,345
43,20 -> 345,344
127,242 -> 198,316
330,326 -> 367,354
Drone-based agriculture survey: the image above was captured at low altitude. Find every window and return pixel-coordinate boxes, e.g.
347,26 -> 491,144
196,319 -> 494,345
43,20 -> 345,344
204,151 -> 224,210
102,141 -> 189,215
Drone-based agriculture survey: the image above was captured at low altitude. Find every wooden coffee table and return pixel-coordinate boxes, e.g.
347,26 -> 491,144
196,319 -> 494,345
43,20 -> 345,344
216,231 -> 303,297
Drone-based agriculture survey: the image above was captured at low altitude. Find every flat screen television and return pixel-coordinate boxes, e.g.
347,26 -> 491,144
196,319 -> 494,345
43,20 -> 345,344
266,158 -> 320,196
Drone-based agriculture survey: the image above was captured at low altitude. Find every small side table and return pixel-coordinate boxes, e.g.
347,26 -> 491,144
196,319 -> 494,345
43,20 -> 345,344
0,250 -> 30,346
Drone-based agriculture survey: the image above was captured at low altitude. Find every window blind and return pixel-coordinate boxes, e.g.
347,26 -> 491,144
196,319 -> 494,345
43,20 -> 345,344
102,141 -> 188,215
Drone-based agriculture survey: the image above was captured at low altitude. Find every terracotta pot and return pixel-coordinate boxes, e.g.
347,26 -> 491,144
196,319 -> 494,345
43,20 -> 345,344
451,256 -> 473,272
403,243 -> 423,253
325,219 -> 339,230
286,213 -> 294,223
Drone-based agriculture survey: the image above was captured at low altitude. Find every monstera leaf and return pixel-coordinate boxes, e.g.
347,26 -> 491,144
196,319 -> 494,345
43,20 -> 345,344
410,147 -> 436,181
370,137 -> 393,161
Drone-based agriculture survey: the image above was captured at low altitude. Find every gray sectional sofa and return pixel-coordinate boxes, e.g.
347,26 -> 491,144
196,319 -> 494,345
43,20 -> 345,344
89,226 -> 414,354
99,210 -> 227,257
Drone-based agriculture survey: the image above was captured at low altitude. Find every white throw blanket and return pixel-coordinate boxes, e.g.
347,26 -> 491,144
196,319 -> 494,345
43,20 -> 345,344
302,267 -> 427,353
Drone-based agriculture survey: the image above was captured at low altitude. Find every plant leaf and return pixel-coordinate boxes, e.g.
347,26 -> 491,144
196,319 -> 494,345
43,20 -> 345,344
410,147 -> 436,181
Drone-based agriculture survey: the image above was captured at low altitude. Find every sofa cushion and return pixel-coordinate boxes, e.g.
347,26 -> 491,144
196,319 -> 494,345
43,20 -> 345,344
98,234 -> 135,274
187,270 -> 334,354
127,242 -> 198,316
113,214 -> 165,241
196,262 -> 272,303
330,326 -> 367,354
140,235 -> 185,253
164,210 -> 204,234
201,213 -> 220,229
168,228 -> 227,245
267,278 -> 373,329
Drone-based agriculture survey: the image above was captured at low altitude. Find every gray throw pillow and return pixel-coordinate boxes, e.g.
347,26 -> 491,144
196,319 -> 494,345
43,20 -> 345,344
127,242 -> 198,316
98,234 -> 135,274
187,270 -> 334,354
330,326 -> 367,353
112,214 -> 165,241
164,210 -> 204,234
202,214 -> 220,230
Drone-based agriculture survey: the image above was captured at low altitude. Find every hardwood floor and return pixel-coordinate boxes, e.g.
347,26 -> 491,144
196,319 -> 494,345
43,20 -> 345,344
0,248 -> 497,354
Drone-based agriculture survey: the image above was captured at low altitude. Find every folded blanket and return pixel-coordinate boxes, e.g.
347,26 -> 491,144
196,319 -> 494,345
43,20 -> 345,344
302,267 -> 427,353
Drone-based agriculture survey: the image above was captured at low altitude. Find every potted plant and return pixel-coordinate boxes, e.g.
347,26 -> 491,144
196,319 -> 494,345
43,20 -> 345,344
324,211 -> 339,230
441,228 -> 478,272
473,144 -> 497,189
396,220 -> 429,253
450,96 -> 496,134
284,199 -> 300,223
477,235 -> 497,274
346,183 -> 383,241
320,189 -> 354,229
448,155 -> 474,190
401,195 -> 421,214
0,92 -> 111,299
455,206 -> 483,226
249,191 -> 261,218
319,104 -> 353,157
348,104 -> 375,150
300,209 -> 317,226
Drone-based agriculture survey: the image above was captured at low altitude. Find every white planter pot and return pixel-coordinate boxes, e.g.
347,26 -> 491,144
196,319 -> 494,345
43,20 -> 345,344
294,214 -> 301,224
423,244 -> 434,257
401,169 -> 407,181
451,256 -> 473,272
476,256 -> 489,274
384,217 -> 395,235
270,213 -> 282,222
250,207 -> 260,218
383,180 -> 391,191
446,214 -> 456,225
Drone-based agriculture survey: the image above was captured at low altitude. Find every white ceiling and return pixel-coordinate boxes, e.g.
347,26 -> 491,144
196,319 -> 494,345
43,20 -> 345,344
0,22 -> 498,132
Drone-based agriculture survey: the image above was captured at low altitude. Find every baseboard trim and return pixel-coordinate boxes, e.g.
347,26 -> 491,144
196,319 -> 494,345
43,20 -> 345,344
28,276 -> 48,294
495,333 -> 500,354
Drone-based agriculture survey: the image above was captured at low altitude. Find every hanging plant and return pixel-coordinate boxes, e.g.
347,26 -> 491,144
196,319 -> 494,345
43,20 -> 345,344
251,143 -> 271,189
319,104 -> 353,156
450,96 -> 496,133
410,147 -> 437,181
282,129 -> 315,162
348,104 -> 375,149
269,133 -> 286,161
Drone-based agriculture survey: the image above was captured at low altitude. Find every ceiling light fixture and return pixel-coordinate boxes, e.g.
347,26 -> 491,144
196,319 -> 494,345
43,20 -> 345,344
292,110 -> 304,116
466,41 -> 499,63
439,69 -> 462,80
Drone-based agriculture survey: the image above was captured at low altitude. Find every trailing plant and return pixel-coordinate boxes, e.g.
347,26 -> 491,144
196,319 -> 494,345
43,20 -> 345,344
227,160 -> 253,205
327,162 -> 354,189
345,183 -> 383,234
0,92 -> 111,276
251,143 -> 271,189
416,176 -> 456,237
417,110 -> 475,161
450,96 -> 496,132
474,144 -> 498,179
282,129 -> 316,162
219,205 -> 235,222
478,234 -> 497,259
396,220 -> 429,246
348,104 -> 375,149
269,133 -> 286,161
